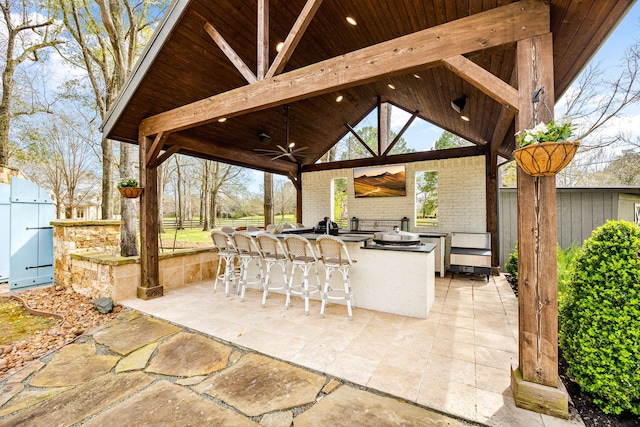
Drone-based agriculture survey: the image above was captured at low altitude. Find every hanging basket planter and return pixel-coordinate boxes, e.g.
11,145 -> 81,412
118,187 -> 143,198
514,141 -> 580,177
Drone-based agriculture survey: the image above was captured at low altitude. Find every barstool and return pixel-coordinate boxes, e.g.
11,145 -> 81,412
283,234 -> 320,316
256,233 -> 289,308
231,232 -> 264,302
316,235 -> 356,320
210,230 -> 238,296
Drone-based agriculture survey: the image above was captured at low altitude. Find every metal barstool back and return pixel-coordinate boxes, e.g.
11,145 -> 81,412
283,234 -> 320,315
211,230 -> 239,296
316,235 -> 356,320
256,233 -> 289,307
231,232 -> 264,302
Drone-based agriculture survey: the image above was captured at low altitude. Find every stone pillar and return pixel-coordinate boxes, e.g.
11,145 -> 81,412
0,166 -> 21,185
52,220 -> 122,289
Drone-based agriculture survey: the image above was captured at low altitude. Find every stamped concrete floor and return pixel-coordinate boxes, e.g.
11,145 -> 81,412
0,311 -> 469,426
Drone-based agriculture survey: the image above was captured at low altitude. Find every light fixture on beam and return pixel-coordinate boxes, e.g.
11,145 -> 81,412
451,95 -> 470,121
258,132 -> 272,144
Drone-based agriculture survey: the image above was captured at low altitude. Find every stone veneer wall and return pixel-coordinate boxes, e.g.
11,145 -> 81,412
52,220 -> 122,289
0,166 -> 22,185
302,155 -> 487,234
69,249 -> 219,302
52,220 -> 219,302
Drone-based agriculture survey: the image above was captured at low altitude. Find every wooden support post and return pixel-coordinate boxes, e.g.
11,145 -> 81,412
485,145 -> 499,274
138,134 -> 163,299
512,33 -> 567,419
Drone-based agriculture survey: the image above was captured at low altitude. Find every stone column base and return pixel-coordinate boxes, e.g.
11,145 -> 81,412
511,365 -> 568,419
137,285 -> 164,300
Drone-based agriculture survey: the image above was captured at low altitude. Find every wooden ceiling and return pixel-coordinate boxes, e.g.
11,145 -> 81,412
103,0 -> 635,176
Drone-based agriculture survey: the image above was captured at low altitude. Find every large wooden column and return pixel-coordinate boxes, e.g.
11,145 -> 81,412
486,145 -> 499,273
511,33 -> 567,418
137,134 -> 163,299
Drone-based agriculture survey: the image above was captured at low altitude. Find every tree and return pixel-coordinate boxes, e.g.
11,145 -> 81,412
57,0 -> 168,255
273,176 -> 295,221
415,171 -> 438,219
0,0 -> 62,167
433,131 -> 472,150
599,150 -> 640,185
18,113 -> 99,218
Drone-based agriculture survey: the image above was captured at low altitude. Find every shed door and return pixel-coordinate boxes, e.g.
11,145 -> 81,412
0,183 -> 9,282
9,178 -> 54,290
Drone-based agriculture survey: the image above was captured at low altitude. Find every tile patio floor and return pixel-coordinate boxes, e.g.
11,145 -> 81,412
121,274 -> 584,427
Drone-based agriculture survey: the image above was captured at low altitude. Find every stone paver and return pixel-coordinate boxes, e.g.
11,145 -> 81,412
293,385 -> 469,427
145,332 -> 231,377
0,372 -> 153,427
260,411 -> 293,427
0,384 -> 23,407
0,387 -> 72,417
6,361 -> 44,384
93,315 -> 179,355
115,342 -> 157,373
29,344 -> 119,387
195,353 -> 326,417
82,380 -> 259,427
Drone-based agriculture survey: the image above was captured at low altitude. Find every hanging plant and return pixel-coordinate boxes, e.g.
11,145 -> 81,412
514,121 -> 580,177
117,177 -> 143,198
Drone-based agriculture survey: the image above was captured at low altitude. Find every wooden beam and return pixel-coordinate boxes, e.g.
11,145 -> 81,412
383,111 -> 418,156
153,145 -> 180,167
257,0 -> 269,80
145,131 -> 169,167
141,0 -> 549,137
346,123 -> 377,158
303,145 -> 484,172
266,0 -> 323,79
513,34 -> 567,419
204,22 -> 257,84
171,133 -> 298,176
442,55 -> 520,109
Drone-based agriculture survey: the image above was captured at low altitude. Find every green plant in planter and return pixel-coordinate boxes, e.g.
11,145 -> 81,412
560,220 -> 640,416
117,177 -> 139,188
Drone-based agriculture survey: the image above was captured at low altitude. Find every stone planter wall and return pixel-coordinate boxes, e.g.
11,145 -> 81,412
70,249 -> 219,302
52,220 -> 122,290
52,220 -> 219,301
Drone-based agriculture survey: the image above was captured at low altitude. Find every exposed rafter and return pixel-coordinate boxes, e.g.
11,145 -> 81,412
204,22 -> 257,84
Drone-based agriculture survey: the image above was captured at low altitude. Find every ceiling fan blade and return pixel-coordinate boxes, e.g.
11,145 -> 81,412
286,153 -> 297,162
254,148 -> 281,154
271,152 -> 291,160
276,145 -> 288,153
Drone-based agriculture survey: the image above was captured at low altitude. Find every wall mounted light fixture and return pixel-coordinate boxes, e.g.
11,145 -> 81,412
258,133 -> 272,144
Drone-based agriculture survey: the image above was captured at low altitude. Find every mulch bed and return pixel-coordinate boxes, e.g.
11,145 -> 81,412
506,275 -> 640,427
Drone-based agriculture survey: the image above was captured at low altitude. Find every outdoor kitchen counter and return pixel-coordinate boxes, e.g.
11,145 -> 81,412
245,232 -> 435,318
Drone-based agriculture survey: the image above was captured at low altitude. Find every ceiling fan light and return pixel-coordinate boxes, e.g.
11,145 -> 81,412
288,142 -> 296,148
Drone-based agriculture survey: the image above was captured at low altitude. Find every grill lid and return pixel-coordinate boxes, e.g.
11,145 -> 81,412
372,228 -> 420,245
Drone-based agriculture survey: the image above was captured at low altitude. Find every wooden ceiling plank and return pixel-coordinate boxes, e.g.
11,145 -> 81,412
141,0 -> 550,137
442,55 -> 519,109
257,0 -> 269,80
266,0 -> 324,79
204,21 -> 258,84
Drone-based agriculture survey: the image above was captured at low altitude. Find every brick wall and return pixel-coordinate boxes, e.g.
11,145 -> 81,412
302,155 -> 487,234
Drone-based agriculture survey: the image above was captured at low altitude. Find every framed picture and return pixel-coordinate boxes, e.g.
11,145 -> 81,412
354,165 -> 406,198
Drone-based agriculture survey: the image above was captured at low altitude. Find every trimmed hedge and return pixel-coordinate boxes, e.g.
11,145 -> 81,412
559,220 -> 640,415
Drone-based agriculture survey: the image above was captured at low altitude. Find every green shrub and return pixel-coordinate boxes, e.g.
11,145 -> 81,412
505,244 -> 518,278
559,220 -> 640,415
557,243 -> 579,298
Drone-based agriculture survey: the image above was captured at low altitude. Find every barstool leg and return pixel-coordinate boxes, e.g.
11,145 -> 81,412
214,256 -> 223,293
285,266 -> 294,308
320,268 -> 331,318
343,268 -> 353,320
262,262 -> 272,308
302,265 -> 310,316
224,256 -> 232,297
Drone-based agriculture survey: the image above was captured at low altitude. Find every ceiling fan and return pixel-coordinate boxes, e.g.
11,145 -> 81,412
254,105 -> 314,162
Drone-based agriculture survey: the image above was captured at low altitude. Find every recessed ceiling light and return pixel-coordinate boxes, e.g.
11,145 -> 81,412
336,95 -> 344,102
413,74 -> 421,79
461,115 -> 470,122
276,41 -> 284,52
346,16 -> 357,26
387,83 -> 396,90
218,117 -> 227,123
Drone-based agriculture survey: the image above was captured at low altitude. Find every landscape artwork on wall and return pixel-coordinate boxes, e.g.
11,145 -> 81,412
354,165 -> 406,198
